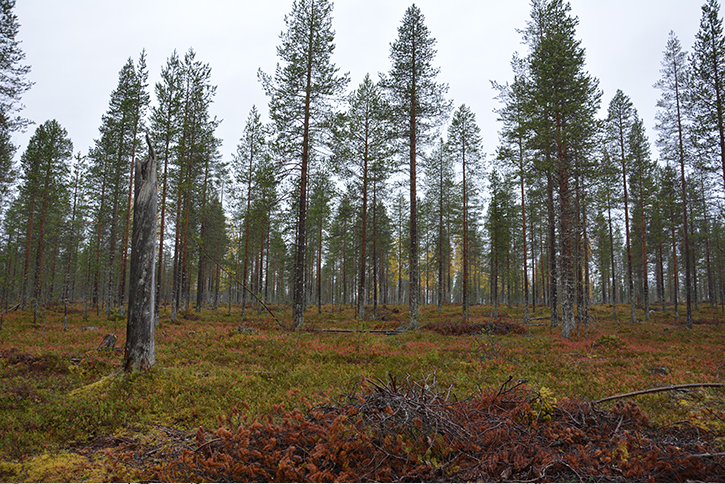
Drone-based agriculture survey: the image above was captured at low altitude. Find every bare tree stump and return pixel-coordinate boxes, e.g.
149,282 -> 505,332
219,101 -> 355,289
123,134 -> 157,372
98,333 -> 117,351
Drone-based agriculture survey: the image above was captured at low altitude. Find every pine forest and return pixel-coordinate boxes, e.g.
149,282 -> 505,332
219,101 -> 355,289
2,1 -> 725,481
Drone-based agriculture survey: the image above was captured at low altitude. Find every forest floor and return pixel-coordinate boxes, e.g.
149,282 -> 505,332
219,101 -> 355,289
0,302 -> 724,481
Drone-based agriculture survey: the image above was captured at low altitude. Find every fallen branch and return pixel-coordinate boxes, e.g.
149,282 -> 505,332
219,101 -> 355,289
306,328 -> 404,336
594,383 -> 724,405
692,452 -> 725,458
2,303 -> 20,315
198,246 -> 286,331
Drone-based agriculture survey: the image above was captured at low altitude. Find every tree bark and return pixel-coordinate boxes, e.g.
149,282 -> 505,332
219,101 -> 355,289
124,135 -> 157,373
408,87 -> 419,329
357,130 -> 369,320
292,3 -> 315,329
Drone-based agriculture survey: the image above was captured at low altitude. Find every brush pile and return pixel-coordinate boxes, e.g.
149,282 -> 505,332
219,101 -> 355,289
150,375 -> 725,482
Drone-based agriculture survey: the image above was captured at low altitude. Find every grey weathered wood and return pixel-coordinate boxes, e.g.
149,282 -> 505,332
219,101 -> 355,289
123,134 -> 157,372
98,333 -> 117,351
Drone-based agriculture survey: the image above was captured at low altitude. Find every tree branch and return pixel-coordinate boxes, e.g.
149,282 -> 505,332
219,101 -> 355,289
593,383 -> 724,405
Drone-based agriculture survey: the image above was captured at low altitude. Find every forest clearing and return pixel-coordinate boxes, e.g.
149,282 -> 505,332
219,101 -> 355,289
2,0 -> 725,480
1,302 -> 724,482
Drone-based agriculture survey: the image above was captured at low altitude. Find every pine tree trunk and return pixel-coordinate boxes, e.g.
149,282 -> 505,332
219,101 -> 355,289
519,152 -> 529,325
673,58 -> 693,328
640,183 -> 649,321
293,13 -> 315,330
620,137 -> 636,325
33,190 -> 49,324
408,90 -> 419,329
437,165 -> 443,313
557,138 -> 575,339
703,191 -> 714,306
357,136 -> 369,320
372,182 -> 379,319
547,170 -> 558,328
21,195 -> 35,311
119,132 -> 139,314
155,138 -> 171,326
608,203 -> 617,318
462,138 -> 469,323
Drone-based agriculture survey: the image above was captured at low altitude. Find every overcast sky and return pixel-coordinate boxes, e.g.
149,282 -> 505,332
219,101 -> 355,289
13,1 -> 702,167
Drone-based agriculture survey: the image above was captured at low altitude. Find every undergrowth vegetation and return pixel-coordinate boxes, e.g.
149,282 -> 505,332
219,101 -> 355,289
0,302 -> 723,481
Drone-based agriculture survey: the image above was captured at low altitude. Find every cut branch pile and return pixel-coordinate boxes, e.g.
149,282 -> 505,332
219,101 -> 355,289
148,376 -> 725,482
424,318 -> 527,336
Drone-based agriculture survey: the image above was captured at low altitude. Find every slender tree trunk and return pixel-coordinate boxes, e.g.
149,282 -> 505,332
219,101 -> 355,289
258,221 -> 266,315
357,130 -> 369,319
691,207 -> 699,311
639,182 -> 649,321
63,167 -> 81,330
672,58 -> 693,328
519,147 -> 529,325
658,243 -> 666,311
702,189 -> 714,306
670,208 -> 680,317
317,207 -> 323,314
408,86 -> 419,329
119,129 -> 140,314
462,136 -> 469,322
547,170 -> 558,327
33,190 -> 50,324
608,202 -> 617,318
21,195 -> 35,311
619,133 -> 636,324
437,161 -> 443,313
372,183 -> 379,319
531,213 -> 537,314
293,8 -> 315,330
155,137 -> 171,325
556,128 -> 575,339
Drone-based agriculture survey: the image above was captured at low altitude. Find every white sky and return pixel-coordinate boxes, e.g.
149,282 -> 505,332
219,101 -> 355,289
13,1 -> 702,167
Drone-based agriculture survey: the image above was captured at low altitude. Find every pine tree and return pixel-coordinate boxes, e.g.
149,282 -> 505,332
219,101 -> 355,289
522,0 -> 601,338
486,170 -> 515,319
169,49 -> 220,321
654,31 -> 694,328
88,54 -> 147,317
628,114 -> 655,321
594,146 -> 622,318
691,0 -> 725,191
0,0 -> 32,218
606,89 -> 637,324
0,0 -> 32,133
493,54 -> 533,324
447,104 -> 482,322
333,73 -> 392,319
118,50 -> 150,313
17,120 -> 72,320
149,50 -> 183,323
422,138 -> 457,313
259,0 -> 348,329
233,105 -> 267,325
307,169 -> 334,314
381,4 -> 451,329
62,153 -> 87,329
